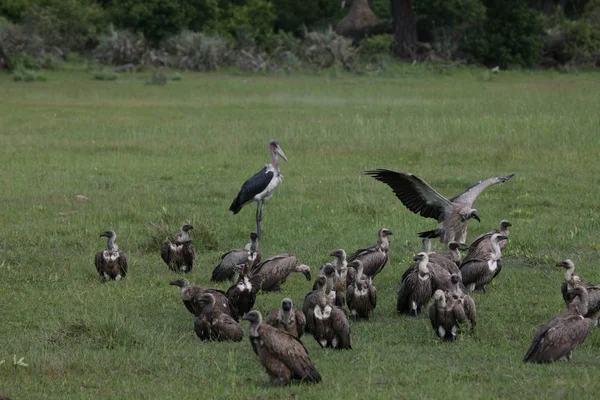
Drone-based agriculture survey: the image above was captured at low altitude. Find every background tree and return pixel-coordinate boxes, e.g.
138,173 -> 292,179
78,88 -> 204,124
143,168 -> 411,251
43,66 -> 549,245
390,0 -> 417,57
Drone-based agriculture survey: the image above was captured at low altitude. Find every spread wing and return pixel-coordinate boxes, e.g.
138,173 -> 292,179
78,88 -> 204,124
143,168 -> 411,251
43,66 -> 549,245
449,174 -> 515,206
365,169 -> 452,221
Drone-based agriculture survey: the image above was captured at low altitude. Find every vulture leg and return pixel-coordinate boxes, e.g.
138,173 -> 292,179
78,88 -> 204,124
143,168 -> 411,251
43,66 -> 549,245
256,200 -> 265,239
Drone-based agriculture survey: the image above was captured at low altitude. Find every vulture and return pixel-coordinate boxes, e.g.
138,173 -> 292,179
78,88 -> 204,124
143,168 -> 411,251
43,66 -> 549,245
460,234 -> 508,292
347,228 -> 393,282
397,252 -> 433,316
307,276 -> 352,349
429,290 -> 468,341
447,274 -> 476,328
160,224 -> 195,273
243,310 -> 321,386
470,220 -> 511,251
194,294 -> 243,342
303,276 -> 333,334
311,264 -> 344,307
266,298 -> 306,339
170,278 -> 239,321
329,249 -> 349,292
229,140 -> 288,239
557,261 -> 600,321
524,284 -> 597,363
226,263 -> 262,316
346,260 -> 377,321
94,230 -> 128,281
365,169 -> 514,244
251,253 -> 311,292
212,232 -> 261,282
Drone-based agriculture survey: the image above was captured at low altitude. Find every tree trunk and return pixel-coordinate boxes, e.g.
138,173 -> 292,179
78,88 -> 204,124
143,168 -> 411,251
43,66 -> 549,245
0,44 -> 12,70
390,0 -> 417,58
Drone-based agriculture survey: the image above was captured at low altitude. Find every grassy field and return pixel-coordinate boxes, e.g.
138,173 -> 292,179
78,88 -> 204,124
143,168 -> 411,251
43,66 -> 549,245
1,66 -> 600,399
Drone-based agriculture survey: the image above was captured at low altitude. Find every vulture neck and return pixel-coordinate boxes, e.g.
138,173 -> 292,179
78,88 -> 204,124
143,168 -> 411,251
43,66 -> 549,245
571,288 -> 589,316
564,265 -> 575,283
281,308 -> 291,324
417,258 -> 429,274
378,235 -> 389,251
248,320 -> 260,338
422,238 -> 432,254
356,264 -> 364,281
202,300 -> 215,318
250,237 -> 259,253
436,295 -> 446,309
177,230 -> 190,242
491,239 -> 502,260
106,236 -> 116,251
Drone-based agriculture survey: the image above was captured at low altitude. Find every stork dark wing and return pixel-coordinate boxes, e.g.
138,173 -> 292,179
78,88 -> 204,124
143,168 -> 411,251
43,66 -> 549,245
365,169 -> 452,221
449,174 -> 515,206
229,167 -> 274,214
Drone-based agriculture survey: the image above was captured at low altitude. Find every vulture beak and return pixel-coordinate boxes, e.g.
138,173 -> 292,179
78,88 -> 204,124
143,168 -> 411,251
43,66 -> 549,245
413,255 -> 421,262
277,146 -> 288,162
472,214 -> 481,222
303,270 -> 312,281
496,235 -> 509,241
556,261 -> 567,268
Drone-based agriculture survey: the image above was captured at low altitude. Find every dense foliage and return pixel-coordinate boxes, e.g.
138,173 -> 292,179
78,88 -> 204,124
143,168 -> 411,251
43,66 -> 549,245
0,0 -> 599,68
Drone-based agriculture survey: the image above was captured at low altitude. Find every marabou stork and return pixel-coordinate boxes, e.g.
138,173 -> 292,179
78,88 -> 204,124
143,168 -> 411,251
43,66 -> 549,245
229,140 -> 288,239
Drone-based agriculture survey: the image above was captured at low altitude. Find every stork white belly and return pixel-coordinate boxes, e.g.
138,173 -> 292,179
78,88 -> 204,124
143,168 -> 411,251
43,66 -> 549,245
253,175 -> 282,202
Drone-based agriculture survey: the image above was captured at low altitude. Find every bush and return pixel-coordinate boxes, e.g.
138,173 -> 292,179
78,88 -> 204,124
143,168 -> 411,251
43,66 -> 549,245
171,72 -> 183,81
0,21 -> 45,69
225,0 -> 277,45
93,27 -> 146,65
463,0 -> 545,68
93,71 -> 118,81
165,30 -> 230,71
12,70 -> 24,81
360,34 -> 394,55
302,26 -> 357,69
20,0 -> 106,52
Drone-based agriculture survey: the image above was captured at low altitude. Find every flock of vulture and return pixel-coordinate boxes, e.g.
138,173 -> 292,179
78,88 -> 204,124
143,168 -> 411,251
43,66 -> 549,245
93,139 -> 600,386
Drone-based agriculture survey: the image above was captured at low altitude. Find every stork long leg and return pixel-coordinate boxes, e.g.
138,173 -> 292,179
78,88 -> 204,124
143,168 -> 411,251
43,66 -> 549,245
256,200 -> 265,239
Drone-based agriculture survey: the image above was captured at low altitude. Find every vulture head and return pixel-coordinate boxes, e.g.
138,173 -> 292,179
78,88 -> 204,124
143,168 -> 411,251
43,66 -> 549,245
492,234 -> 508,243
323,263 -> 336,277
281,298 -> 293,312
433,289 -> 446,307
379,228 -> 394,237
315,275 -> 327,290
329,249 -> 346,260
169,278 -> 190,288
269,139 -> 288,162
413,252 -> 429,263
242,310 -> 263,325
181,224 -> 194,232
197,293 -> 215,307
556,260 -> 575,270
450,274 -> 460,286
500,220 -> 512,230
250,232 -> 259,241
99,230 -> 116,239
469,210 -> 481,222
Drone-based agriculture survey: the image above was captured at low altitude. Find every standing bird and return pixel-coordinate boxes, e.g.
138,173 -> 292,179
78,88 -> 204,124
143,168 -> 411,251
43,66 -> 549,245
226,264 -> 262,316
346,260 -> 377,321
251,253 -> 311,292
460,234 -> 508,292
95,230 -> 128,281
365,170 -> 514,244
307,276 -> 352,349
160,224 -> 195,273
429,290 -> 468,341
470,220 -> 511,251
229,140 -> 288,239
524,284 -> 597,363
194,294 -> 243,342
243,310 -> 321,386
212,232 -> 261,282
329,249 -> 349,292
170,278 -> 239,321
266,298 -> 306,339
556,260 -> 600,319
348,228 -> 393,282
397,252 -> 433,316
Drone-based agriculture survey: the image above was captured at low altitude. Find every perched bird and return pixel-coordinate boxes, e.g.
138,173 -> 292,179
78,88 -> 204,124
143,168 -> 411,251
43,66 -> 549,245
229,140 -> 288,239
160,224 -> 195,273
311,264 -> 344,307
524,284 -> 597,363
170,278 -> 239,321
365,170 -> 514,244
194,294 -> 243,342
251,253 -> 311,292
329,249 -> 349,292
429,290 -> 469,341
307,276 -> 351,349
266,298 -> 306,339
346,260 -> 377,321
303,276 -> 333,333
397,252 -> 433,316
556,260 -> 600,320
94,230 -> 128,281
447,274 -> 476,328
460,234 -> 508,292
226,263 -> 262,316
348,228 -> 393,282
243,310 -> 321,386
212,232 -> 261,282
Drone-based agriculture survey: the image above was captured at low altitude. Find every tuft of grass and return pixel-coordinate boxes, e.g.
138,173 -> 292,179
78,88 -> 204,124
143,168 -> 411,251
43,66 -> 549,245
171,72 -> 183,81
92,71 -> 118,81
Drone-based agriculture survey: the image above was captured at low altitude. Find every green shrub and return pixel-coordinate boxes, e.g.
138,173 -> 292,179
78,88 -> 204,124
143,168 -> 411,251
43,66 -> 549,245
93,26 -> 146,65
0,22 -> 45,69
463,0 -> 545,68
225,0 -> 276,45
12,70 -> 24,81
36,73 -> 48,81
171,72 -> 183,81
165,31 -> 230,71
93,71 -> 118,81
302,26 -> 357,69
360,34 -> 394,55
23,69 -> 36,81
12,54 -> 38,70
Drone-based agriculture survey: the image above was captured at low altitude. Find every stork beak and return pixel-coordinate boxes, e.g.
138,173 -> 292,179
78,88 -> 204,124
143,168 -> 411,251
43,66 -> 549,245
276,146 -> 288,162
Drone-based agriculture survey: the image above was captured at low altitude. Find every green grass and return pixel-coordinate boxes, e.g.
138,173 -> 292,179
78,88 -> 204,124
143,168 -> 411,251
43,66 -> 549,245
1,67 -> 600,399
